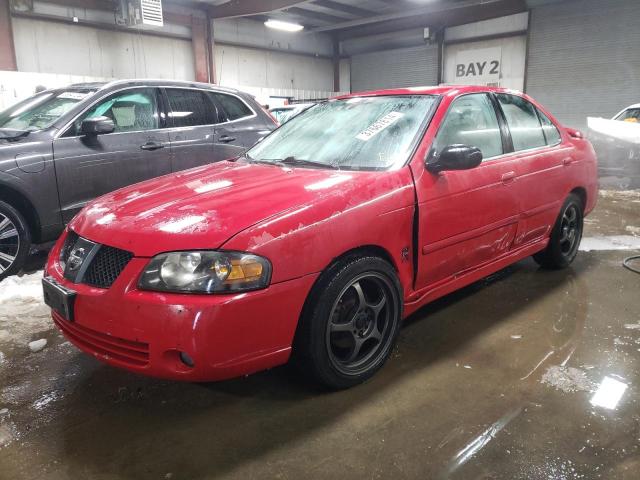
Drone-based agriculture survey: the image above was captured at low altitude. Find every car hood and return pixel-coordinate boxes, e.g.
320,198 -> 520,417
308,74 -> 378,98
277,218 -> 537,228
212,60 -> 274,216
69,160 -> 382,257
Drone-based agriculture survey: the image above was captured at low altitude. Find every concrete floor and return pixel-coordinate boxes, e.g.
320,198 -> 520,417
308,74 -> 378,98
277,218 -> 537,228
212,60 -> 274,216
1,189 -> 640,480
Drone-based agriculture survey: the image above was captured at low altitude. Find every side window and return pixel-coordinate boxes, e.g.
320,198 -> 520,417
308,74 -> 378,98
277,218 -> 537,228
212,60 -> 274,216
433,93 -> 503,160
65,88 -> 159,136
166,88 -> 217,127
211,93 -> 253,121
496,94 -> 546,151
537,108 -> 562,145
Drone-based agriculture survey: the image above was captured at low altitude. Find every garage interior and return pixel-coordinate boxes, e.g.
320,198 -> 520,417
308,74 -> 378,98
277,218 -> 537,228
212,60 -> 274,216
1,0 -> 640,479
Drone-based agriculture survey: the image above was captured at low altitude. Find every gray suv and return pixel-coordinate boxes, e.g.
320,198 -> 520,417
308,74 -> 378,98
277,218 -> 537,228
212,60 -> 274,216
0,79 -> 276,280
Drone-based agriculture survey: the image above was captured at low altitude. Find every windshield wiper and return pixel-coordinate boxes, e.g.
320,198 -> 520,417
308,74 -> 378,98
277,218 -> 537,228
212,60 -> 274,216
0,129 -> 30,141
251,156 -> 339,170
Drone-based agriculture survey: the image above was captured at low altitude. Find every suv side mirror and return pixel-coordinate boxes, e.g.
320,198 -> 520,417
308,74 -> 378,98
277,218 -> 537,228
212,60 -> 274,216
426,145 -> 483,173
81,116 -> 115,136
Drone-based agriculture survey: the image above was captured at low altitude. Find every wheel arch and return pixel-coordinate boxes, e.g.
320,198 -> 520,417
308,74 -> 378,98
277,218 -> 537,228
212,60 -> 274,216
292,244 -> 401,348
570,186 -> 587,211
0,183 -> 41,242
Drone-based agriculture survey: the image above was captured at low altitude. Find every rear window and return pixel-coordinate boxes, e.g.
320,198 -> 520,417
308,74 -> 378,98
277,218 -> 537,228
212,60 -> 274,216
496,94 -> 546,151
537,108 -> 562,145
210,93 -> 253,121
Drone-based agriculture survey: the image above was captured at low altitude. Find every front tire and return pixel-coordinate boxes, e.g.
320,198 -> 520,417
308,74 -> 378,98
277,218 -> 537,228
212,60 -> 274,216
533,193 -> 583,269
0,200 -> 31,282
293,256 -> 402,390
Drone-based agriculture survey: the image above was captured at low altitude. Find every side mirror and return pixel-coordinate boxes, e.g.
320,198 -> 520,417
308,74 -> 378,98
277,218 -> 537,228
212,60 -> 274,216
81,116 -> 115,136
426,145 -> 483,173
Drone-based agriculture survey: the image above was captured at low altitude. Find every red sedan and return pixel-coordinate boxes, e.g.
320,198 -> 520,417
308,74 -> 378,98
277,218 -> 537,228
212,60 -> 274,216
43,86 -> 597,389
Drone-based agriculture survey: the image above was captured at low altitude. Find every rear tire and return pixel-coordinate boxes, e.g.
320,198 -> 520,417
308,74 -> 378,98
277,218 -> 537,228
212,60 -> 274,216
293,256 -> 402,390
0,200 -> 31,282
533,193 -> 583,269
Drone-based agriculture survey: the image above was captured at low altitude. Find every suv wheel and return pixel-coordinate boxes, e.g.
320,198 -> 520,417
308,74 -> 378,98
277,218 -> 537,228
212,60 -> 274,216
294,256 -> 402,389
0,201 -> 31,281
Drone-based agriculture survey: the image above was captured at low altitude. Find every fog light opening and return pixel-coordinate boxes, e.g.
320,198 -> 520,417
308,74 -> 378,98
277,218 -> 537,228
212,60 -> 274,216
179,351 -> 195,368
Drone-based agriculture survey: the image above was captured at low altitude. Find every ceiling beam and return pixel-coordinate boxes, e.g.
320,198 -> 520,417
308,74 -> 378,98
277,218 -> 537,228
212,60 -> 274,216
334,0 -> 526,39
209,0 -> 311,19
284,6 -> 348,24
312,0 -> 375,18
311,0 -> 524,32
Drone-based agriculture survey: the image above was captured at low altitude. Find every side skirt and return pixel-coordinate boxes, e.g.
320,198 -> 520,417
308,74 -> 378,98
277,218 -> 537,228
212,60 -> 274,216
403,238 -> 549,317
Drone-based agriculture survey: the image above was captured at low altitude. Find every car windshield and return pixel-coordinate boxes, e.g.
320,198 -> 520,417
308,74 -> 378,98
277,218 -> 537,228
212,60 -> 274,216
614,108 -> 640,123
249,95 -> 437,170
0,89 -> 95,131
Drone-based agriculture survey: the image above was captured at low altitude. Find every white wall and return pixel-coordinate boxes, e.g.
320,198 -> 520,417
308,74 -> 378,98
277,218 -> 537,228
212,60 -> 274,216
12,18 -> 195,80
213,18 -> 333,57
215,44 -> 334,91
0,70 -> 111,110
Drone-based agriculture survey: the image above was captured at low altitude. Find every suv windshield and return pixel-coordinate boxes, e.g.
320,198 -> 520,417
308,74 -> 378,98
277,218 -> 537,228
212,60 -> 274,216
248,95 -> 437,170
0,90 -> 95,131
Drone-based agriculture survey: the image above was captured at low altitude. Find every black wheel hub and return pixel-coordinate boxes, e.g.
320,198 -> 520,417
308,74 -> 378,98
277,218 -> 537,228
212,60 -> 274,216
559,204 -> 580,255
325,273 -> 397,375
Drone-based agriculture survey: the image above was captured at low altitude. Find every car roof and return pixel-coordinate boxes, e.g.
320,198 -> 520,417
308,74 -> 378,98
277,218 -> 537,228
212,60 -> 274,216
623,103 -> 640,109
338,85 -> 522,99
66,79 -> 247,96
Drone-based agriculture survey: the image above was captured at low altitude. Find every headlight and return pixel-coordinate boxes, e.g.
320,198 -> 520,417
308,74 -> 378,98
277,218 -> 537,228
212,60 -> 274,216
138,251 -> 272,294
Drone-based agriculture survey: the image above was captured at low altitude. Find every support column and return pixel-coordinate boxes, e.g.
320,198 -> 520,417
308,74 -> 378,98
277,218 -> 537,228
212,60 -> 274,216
191,16 -> 209,83
332,37 -> 340,92
0,0 -> 17,71
207,13 -> 216,84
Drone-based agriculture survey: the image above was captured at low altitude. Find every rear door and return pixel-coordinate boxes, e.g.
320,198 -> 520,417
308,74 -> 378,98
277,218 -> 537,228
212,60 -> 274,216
163,87 -> 221,171
209,92 -> 266,154
494,93 -> 569,246
53,87 -> 171,222
414,92 -> 521,289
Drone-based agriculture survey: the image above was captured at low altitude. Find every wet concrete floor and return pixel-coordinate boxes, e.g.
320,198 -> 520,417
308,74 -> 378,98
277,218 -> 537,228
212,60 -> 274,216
1,189 -> 639,479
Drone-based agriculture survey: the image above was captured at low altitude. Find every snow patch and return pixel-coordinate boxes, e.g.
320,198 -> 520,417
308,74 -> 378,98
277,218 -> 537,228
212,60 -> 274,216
541,365 -> 595,393
0,271 -> 52,345
625,226 -> 640,236
579,235 -> 640,252
28,338 -> 47,353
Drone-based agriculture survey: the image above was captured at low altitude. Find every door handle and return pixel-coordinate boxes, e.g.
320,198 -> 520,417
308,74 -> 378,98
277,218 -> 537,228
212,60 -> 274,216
219,135 -> 236,143
501,171 -> 516,183
140,142 -> 165,151
562,157 -> 574,166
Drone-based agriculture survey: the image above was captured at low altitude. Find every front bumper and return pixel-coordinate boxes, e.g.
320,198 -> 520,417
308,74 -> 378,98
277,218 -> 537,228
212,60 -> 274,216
46,231 -> 318,381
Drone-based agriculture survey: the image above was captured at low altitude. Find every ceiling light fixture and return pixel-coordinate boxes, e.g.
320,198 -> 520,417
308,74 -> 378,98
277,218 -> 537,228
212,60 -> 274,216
264,19 -> 304,32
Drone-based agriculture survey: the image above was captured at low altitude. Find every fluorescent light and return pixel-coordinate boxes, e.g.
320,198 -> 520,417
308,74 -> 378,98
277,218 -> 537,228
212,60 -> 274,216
264,19 -> 304,32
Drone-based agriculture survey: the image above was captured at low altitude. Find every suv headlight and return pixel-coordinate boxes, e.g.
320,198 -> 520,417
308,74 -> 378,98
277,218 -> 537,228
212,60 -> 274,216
138,251 -> 272,294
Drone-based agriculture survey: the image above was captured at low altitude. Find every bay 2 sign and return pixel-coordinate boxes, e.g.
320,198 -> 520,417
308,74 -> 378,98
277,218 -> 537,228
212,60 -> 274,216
455,47 -> 502,84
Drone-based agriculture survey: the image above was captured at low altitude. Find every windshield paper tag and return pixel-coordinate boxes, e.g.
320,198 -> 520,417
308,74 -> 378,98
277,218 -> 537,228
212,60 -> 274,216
356,111 -> 404,141
58,92 -> 91,100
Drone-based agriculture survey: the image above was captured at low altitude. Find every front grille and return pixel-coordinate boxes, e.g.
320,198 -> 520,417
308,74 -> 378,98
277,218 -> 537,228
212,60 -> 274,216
53,312 -> 149,367
83,245 -> 134,289
60,230 -> 79,265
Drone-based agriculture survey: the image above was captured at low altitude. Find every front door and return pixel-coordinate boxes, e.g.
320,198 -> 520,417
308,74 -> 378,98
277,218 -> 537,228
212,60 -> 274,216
413,93 -> 521,290
53,87 -> 171,223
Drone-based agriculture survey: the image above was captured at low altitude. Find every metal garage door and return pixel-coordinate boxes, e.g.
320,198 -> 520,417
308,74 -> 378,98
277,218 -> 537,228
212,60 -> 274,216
526,0 -> 640,129
351,45 -> 439,92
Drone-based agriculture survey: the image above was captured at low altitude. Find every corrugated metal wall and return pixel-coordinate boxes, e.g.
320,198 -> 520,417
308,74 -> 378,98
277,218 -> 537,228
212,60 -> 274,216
350,45 -> 439,92
526,0 -> 640,129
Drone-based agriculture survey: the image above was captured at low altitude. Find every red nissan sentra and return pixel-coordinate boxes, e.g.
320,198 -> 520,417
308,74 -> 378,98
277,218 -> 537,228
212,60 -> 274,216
43,86 -> 597,389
